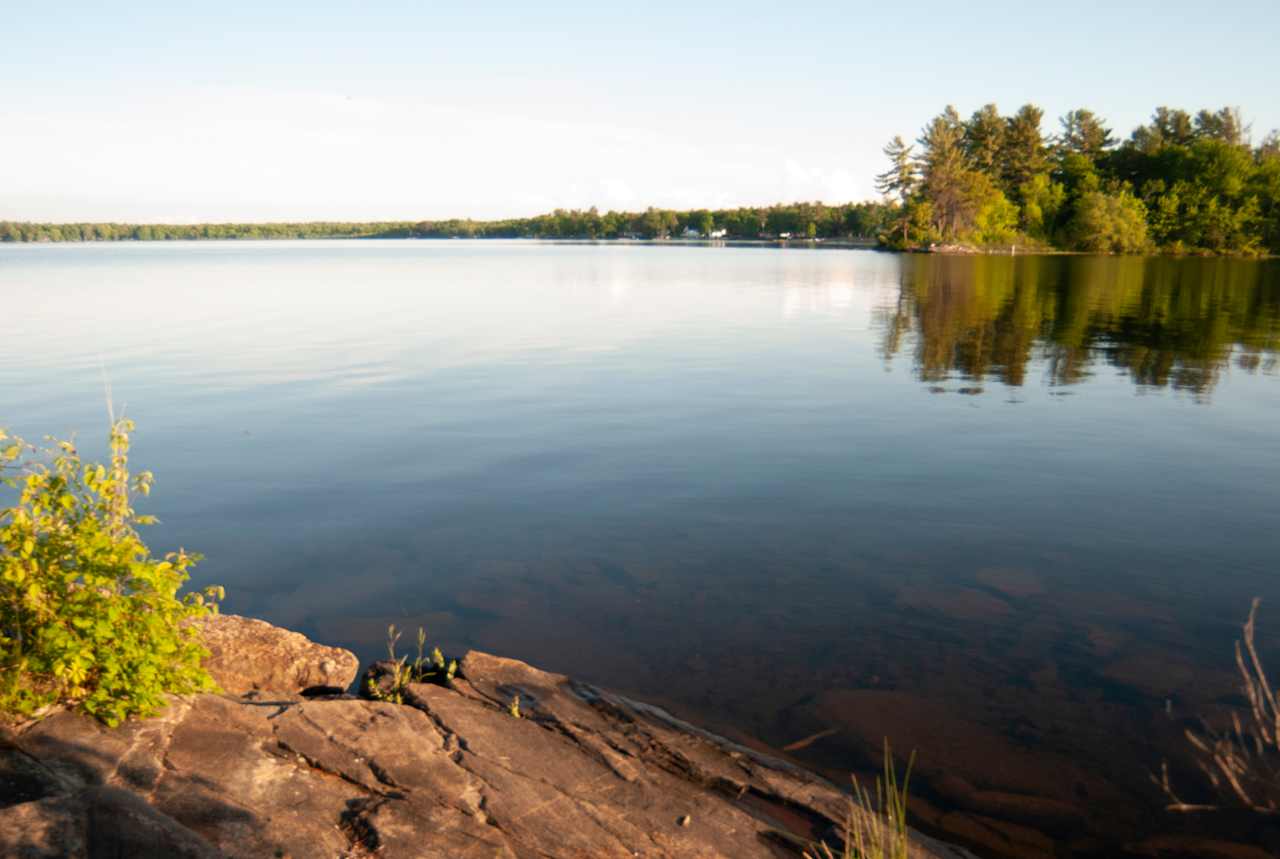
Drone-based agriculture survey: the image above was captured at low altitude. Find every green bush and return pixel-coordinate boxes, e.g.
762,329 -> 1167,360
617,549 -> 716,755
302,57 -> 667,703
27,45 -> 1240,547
969,191 -> 1020,246
1067,190 -> 1151,253
0,420 -> 222,725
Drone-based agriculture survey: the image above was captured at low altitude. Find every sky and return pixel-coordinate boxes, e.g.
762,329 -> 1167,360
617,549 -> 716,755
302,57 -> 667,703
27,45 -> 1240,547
2,1 -> 1278,222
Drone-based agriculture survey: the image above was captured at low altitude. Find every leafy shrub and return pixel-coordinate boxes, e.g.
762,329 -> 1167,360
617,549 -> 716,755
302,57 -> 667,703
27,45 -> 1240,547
969,191 -> 1020,246
1019,173 -> 1067,241
0,420 -> 222,725
1067,190 -> 1151,253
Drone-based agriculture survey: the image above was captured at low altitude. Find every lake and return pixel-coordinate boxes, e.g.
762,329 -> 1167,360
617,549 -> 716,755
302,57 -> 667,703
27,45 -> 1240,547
2,240 -> 1278,856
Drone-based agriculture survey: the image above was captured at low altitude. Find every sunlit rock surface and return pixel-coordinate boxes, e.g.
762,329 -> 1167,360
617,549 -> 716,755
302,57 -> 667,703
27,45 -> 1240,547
198,613 -> 359,696
0,621 -> 973,859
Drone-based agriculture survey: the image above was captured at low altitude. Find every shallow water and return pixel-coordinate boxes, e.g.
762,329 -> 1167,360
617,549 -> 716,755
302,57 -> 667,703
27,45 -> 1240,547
3,241 -> 1279,855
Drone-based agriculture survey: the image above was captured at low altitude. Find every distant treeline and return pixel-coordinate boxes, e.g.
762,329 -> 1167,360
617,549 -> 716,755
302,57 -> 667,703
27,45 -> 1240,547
0,202 -> 895,245
6,105 -> 1278,256
876,104 -> 1280,255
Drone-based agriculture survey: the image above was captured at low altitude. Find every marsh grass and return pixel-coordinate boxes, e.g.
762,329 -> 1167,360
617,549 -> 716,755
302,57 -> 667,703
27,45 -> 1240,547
805,740 -> 914,859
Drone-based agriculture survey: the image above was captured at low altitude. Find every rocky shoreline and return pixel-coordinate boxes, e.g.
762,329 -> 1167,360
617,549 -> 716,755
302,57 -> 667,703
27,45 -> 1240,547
0,614 -> 971,859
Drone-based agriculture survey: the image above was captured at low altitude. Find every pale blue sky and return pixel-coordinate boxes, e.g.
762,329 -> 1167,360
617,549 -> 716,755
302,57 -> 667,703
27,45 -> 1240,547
3,1 -> 1277,221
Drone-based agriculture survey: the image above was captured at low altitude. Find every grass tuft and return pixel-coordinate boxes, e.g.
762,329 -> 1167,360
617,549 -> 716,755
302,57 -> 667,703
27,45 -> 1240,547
805,739 -> 914,859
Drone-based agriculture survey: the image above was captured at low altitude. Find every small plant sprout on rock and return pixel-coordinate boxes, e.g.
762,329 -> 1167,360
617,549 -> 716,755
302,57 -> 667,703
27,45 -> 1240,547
366,623 -> 457,704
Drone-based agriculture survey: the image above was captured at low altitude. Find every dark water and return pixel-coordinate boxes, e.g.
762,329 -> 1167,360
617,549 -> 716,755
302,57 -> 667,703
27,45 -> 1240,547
3,241 -> 1279,856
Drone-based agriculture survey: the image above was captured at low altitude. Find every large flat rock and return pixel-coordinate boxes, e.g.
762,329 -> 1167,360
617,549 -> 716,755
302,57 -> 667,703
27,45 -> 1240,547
3,646 -> 973,859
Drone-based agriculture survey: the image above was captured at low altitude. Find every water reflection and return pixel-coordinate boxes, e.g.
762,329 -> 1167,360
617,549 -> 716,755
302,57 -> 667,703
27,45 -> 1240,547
3,243 -> 1279,858
880,255 -> 1280,397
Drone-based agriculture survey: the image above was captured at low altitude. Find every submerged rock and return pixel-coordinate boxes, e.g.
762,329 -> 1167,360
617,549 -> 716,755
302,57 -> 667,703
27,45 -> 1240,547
1,621 -> 972,859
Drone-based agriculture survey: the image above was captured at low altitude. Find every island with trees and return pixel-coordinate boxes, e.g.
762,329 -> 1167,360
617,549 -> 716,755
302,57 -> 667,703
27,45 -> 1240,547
875,104 -> 1279,255
1,105 -> 1276,256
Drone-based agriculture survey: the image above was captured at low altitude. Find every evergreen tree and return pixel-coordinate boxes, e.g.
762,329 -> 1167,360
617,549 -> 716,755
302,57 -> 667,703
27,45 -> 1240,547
1058,109 -> 1115,160
1194,107 -> 1248,146
916,106 -> 973,237
875,135 -> 918,245
963,104 -> 1006,175
1259,131 -> 1280,159
1132,107 -> 1195,151
1000,104 -> 1049,200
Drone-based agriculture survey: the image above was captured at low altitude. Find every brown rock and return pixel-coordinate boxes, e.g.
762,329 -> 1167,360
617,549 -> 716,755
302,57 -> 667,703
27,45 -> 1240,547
974,567 -> 1045,599
0,736 -> 68,807
420,650 -> 972,859
811,689 -> 1109,810
0,784 -> 221,859
4,648 -> 976,859
895,585 -> 1012,622
936,811 -> 1055,859
197,613 -> 359,695
1126,835 -> 1276,859
930,774 -> 1083,831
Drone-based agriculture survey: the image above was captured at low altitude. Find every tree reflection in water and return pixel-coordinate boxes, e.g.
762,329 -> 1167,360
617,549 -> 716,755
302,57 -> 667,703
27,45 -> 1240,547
879,255 -> 1280,399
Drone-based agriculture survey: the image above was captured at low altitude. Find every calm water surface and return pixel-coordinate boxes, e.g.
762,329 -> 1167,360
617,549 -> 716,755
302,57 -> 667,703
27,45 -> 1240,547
3,241 -> 1279,856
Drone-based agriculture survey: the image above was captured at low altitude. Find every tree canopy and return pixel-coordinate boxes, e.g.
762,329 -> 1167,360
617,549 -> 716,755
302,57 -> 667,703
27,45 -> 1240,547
877,103 -> 1279,255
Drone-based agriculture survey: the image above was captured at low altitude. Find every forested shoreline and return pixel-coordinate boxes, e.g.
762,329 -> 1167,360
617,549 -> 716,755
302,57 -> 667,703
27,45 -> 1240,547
0,202 -> 894,245
877,104 -> 1279,255
2,105 -> 1277,255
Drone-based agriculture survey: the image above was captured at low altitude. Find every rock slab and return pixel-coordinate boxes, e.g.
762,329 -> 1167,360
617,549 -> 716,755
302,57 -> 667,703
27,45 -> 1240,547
2,621 -> 973,859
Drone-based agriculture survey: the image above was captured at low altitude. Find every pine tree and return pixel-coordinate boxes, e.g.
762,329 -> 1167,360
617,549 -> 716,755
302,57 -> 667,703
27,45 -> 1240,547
1000,104 -> 1049,199
875,135 -> 919,245
1058,109 -> 1115,160
1194,107 -> 1248,146
916,107 -> 971,237
964,104 -> 1005,175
